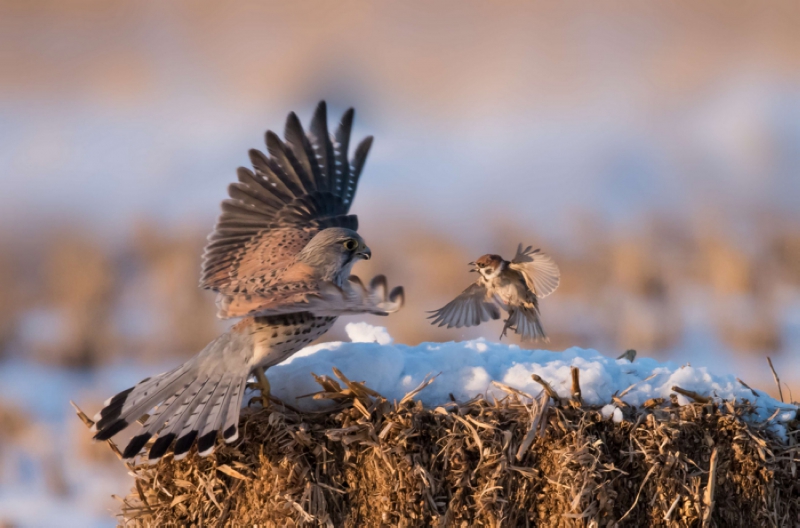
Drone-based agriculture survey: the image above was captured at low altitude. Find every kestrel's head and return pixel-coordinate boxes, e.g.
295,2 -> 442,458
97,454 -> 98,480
298,227 -> 371,281
471,254 -> 505,280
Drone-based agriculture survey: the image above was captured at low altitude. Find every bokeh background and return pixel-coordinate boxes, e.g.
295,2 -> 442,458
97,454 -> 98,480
1,1 -> 799,525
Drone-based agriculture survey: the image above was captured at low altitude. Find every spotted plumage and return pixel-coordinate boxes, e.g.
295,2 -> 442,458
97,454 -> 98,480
200,101 -> 371,297
89,102 -> 404,462
428,244 -> 559,341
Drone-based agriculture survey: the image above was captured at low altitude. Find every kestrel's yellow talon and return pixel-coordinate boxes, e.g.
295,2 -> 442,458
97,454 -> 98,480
255,368 -> 271,408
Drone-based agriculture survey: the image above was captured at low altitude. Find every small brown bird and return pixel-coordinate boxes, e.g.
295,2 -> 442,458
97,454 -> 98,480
428,245 -> 560,341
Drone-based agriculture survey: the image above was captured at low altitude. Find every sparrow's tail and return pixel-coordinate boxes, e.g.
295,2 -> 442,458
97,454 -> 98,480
91,328 -> 253,462
503,305 -> 547,342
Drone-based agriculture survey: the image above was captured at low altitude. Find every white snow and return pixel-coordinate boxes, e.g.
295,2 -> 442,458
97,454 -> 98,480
600,404 -> 616,419
344,322 -> 393,345
268,324 -> 798,436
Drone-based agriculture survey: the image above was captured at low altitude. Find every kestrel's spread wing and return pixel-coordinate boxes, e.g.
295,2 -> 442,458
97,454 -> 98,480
216,275 -> 405,318
200,101 -> 373,298
89,102 -> 407,464
508,244 -> 560,298
427,282 -> 501,328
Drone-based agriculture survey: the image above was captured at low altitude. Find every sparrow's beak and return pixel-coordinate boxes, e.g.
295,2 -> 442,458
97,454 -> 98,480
357,246 -> 372,260
468,261 -> 477,273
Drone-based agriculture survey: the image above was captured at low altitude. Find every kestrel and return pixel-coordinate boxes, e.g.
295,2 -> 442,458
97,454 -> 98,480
89,102 -> 403,461
428,245 -> 559,341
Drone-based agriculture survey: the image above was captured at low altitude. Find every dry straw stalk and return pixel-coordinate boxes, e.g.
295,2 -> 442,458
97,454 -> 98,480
75,368 -> 800,527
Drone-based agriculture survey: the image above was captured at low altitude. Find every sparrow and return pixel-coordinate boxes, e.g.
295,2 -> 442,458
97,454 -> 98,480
428,245 -> 559,341
88,102 -> 404,462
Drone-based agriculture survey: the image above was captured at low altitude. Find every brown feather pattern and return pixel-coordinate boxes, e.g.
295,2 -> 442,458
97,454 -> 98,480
200,101 -> 373,295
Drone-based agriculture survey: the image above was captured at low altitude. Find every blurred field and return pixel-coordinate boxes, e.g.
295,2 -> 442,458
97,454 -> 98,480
0,1 -> 799,525
2,214 -> 799,367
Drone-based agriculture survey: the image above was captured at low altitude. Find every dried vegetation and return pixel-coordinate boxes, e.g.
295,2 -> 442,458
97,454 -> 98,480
75,368 -> 799,527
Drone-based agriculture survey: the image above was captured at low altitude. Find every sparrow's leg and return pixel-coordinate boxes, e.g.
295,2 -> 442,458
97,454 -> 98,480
255,367 -> 271,408
499,320 -> 512,340
499,309 -> 517,340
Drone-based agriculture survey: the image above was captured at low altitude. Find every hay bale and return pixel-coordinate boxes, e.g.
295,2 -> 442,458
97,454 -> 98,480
85,371 -> 799,527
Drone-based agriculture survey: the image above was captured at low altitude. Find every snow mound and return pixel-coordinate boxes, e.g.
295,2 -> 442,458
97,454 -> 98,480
343,322 -> 393,345
267,324 -> 797,430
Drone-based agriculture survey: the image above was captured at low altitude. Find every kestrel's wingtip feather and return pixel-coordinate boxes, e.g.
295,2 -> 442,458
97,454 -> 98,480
389,285 -> 404,305
202,104 -> 370,294
370,274 -> 387,283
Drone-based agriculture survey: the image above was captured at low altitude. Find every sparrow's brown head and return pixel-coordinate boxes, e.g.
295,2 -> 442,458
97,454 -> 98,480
470,254 -> 505,279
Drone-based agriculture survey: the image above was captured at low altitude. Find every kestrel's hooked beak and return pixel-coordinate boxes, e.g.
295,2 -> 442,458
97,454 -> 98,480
357,246 -> 372,260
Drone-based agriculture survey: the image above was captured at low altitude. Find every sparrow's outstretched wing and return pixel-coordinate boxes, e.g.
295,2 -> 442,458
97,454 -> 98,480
427,283 -> 501,328
508,244 -> 560,298
216,275 -> 405,318
201,101 -> 373,297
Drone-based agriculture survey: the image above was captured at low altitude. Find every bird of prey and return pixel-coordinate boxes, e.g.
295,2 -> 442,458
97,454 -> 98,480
89,102 -> 404,461
428,245 -> 559,341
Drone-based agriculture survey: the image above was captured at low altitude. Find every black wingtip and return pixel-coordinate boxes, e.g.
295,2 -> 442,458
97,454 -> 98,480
351,136 -> 373,179
340,107 -> 354,127
311,102 -> 329,133
358,135 -> 374,153
173,431 -> 199,457
107,387 -> 134,407
198,431 -> 218,454
148,433 -> 176,460
265,129 -> 284,148
94,387 -> 134,430
122,433 -> 152,460
369,275 -> 387,290
287,110 -> 301,123
284,111 -> 304,139
223,425 -> 237,441
227,179 -> 244,195
347,275 -> 364,289
93,418 -> 129,441
390,286 -> 404,306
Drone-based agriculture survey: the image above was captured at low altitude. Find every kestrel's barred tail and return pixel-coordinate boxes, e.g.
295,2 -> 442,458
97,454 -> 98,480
92,329 -> 252,461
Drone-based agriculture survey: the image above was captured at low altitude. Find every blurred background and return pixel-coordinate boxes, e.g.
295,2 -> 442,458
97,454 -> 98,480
1,1 -> 799,525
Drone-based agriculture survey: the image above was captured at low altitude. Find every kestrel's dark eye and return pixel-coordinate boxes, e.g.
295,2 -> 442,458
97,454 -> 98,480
343,239 -> 358,251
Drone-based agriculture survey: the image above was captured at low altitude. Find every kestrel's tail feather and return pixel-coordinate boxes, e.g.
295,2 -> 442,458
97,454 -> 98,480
92,327 -> 253,461
91,363 -> 195,442
175,369 -> 241,460
125,373 -> 210,460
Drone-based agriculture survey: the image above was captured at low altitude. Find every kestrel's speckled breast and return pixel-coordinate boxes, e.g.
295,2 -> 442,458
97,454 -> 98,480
248,312 -> 338,367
